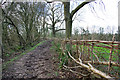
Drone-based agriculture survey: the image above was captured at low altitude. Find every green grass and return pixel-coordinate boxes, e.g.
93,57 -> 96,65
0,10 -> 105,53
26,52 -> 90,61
93,46 -> 118,61
53,41 -> 119,63
74,43 -> 119,61
3,40 -> 46,69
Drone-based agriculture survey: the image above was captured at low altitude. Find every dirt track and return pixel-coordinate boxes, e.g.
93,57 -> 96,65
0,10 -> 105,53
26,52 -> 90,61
2,40 -> 59,79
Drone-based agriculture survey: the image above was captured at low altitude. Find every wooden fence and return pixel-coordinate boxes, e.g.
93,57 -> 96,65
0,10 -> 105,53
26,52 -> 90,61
60,39 -> 120,80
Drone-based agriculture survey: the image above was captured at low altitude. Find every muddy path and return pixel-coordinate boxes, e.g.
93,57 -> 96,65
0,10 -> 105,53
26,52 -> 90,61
2,40 -> 59,79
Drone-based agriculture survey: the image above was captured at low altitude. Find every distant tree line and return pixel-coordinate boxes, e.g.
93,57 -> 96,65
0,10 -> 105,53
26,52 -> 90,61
73,27 -> 119,41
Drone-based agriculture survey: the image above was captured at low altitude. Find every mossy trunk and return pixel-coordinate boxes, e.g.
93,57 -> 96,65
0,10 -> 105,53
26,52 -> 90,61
64,2 -> 72,39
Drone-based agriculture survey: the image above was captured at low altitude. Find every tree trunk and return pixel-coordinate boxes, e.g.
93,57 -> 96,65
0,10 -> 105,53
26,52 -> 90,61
27,17 -> 34,46
16,27 -> 25,47
43,17 -> 46,38
10,20 -> 25,47
0,7 -> 2,57
51,6 -> 56,37
66,16 -> 72,39
52,22 -> 56,37
26,27 -> 31,45
64,2 -> 72,38
64,1 -> 90,38
2,23 -> 11,46
52,26 -> 56,37
0,7 -> 2,79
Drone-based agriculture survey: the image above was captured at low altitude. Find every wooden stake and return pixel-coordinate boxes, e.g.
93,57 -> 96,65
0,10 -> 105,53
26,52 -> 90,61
76,41 -> 78,55
108,35 -> 115,72
91,43 -> 94,63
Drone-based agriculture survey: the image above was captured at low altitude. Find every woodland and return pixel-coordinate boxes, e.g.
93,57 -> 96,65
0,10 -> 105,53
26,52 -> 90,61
0,0 -> 120,80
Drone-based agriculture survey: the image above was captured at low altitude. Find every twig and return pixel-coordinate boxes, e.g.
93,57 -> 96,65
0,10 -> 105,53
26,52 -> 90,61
87,47 -> 100,62
63,64 -> 82,69
78,49 -> 82,63
63,65 -> 89,76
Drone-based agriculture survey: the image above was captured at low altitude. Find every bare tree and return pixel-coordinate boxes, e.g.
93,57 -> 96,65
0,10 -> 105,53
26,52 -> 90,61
2,3 -> 26,47
47,3 -> 65,37
63,0 -> 96,38
2,2 -> 47,47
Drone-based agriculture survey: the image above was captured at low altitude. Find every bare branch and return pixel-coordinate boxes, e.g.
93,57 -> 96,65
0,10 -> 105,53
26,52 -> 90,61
71,1 -> 90,18
87,47 -> 100,62
83,61 -> 120,67
55,29 -> 66,32
63,64 -> 88,76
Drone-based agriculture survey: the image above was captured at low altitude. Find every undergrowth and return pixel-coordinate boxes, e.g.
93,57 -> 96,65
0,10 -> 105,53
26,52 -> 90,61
51,41 -> 70,69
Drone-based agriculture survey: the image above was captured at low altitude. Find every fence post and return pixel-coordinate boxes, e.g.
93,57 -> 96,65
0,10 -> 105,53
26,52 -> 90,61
108,35 -> 115,73
76,41 -> 78,55
91,43 -> 94,63
88,43 -> 90,60
118,44 -> 120,77
82,41 -> 85,60
108,44 -> 113,73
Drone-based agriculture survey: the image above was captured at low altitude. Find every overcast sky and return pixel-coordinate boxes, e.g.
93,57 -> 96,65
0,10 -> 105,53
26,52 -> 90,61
71,0 -> 118,34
